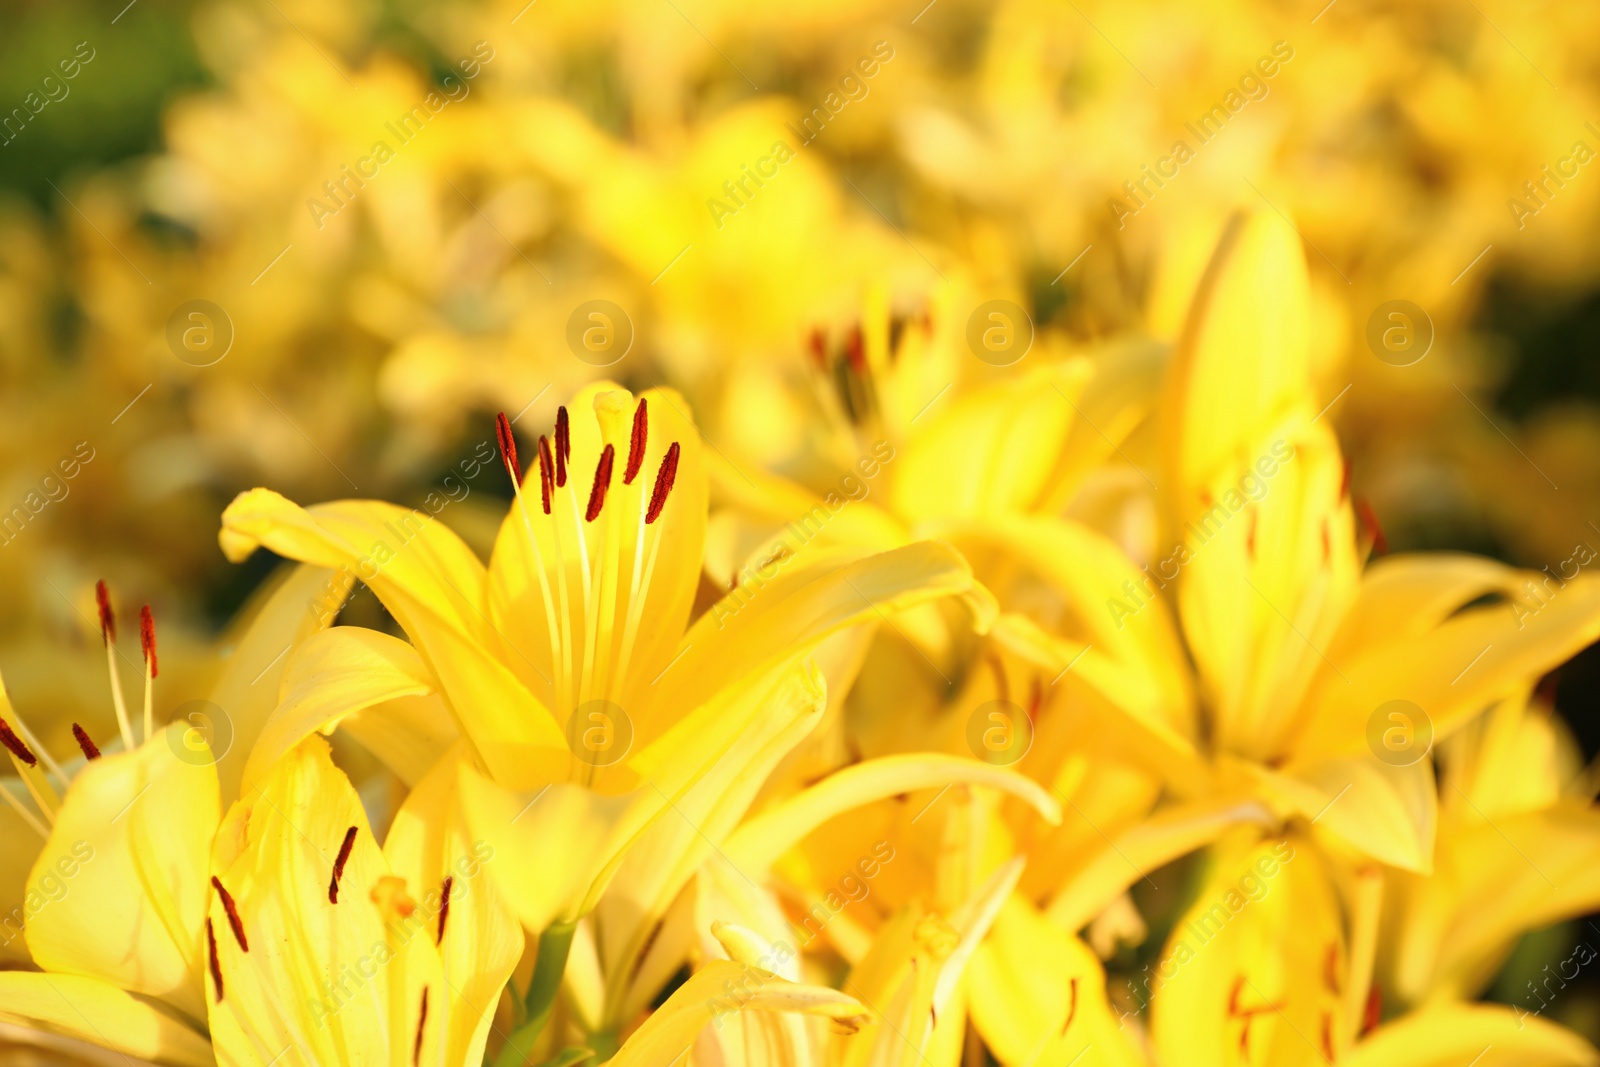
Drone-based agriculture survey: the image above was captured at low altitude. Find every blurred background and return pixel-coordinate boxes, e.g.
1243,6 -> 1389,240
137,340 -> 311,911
3,0 -> 1600,1046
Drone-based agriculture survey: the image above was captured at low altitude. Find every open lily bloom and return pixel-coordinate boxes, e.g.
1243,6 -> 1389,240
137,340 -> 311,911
0,569 -> 348,1065
1139,831 -> 1597,1067
1384,685 -> 1600,1008
205,736 -> 519,1066
219,383 -> 994,943
1009,210 -> 1600,888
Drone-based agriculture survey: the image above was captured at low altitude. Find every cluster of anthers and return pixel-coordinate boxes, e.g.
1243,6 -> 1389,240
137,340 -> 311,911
491,400 -> 680,728
0,581 -> 156,840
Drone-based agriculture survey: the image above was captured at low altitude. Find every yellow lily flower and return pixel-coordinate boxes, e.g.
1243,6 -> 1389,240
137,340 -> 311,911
216,383 -> 993,1044
1385,684 -> 1600,1008
0,567 -> 347,1065
605,920 -> 869,1067
1140,831 -> 1597,1067
204,735 -> 520,1066
1026,209 -> 1600,878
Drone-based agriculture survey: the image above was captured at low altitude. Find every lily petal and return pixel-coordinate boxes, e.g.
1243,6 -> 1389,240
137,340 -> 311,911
243,626 -> 451,792
207,737 -> 442,1066
1343,1004 -> 1598,1067
0,971 -> 214,1067
384,744 -> 522,1065
607,957 -> 868,1067
969,894 -> 1145,1067
220,488 -> 563,785
25,723 -> 220,1022
725,753 -> 1061,874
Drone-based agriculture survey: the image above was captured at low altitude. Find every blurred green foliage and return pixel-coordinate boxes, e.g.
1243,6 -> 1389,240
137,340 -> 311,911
0,2 -> 210,204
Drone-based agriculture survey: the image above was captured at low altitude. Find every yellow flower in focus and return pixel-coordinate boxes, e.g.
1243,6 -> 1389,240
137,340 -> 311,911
216,383 -> 997,1056
204,736 -> 520,1066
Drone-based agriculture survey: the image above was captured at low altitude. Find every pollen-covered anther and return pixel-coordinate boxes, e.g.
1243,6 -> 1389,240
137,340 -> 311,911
494,412 -> 521,484
211,875 -> 248,951
328,825 -> 358,903
71,724 -> 100,760
413,987 -> 429,1066
845,325 -> 866,372
0,718 -> 37,767
807,327 -> 827,368
206,918 -> 225,1002
1061,977 -> 1079,1034
1354,497 -> 1389,556
555,406 -> 571,487
537,435 -> 555,515
585,444 -> 615,522
645,442 -> 680,525
624,398 -> 649,484
95,580 -> 115,644
436,875 -> 453,945
139,605 -> 158,677
1362,984 -> 1383,1035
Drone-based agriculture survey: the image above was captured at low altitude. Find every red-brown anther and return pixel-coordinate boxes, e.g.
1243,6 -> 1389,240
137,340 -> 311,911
207,918 -> 225,1002
624,398 -> 649,485
1061,977 -> 1079,1034
1321,1012 -> 1335,1062
645,442 -> 680,525
494,412 -> 521,485
71,724 -> 101,760
555,407 -> 571,487
536,435 -> 554,515
436,876 -> 453,945
95,580 -> 115,643
329,825 -> 358,903
0,719 -> 37,767
413,987 -> 430,1066
1323,942 -> 1340,994
1355,497 -> 1389,556
139,605 -> 158,678
807,327 -> 827,368
1362,984 -> 1383,1036
211,876 -> 248,951
845,325 -> 866,372
1339,459 -> 1352,501
585,445 -> 615,522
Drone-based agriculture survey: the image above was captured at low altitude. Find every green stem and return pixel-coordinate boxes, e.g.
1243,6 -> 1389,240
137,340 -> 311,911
494,920 -> 579,1067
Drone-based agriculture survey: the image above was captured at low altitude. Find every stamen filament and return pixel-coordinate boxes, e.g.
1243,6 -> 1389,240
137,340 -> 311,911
500,416 -> 566,712
7,711 -> 67,790
96,582 -> 135,752
140,605 -> 157,743
0,779 -> 48,838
